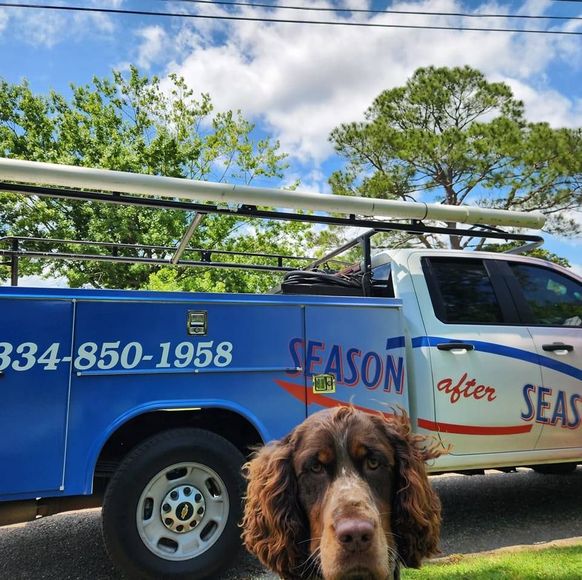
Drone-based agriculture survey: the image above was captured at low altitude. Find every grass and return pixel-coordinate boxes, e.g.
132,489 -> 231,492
402,544 -> 582,579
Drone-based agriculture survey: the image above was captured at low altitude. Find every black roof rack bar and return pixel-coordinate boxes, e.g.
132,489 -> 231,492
0,248 -> 300,273
504,240 -> 545,255
306,230 -> 375,271
0,235 -> 329,273
0,182 -> 545,243
172,213 -> 204,264
0,236 -> 318,262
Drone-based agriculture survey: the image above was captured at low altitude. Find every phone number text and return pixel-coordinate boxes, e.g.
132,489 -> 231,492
0,340 -> 234,372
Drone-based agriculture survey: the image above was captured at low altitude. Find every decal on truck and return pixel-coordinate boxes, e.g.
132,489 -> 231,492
0,340 -> 234,372
414,336 -> 582,382
521,384 -> 582,429
276,379 -> 395,419
417,418 -> 533,436
286,337 -> 406,394
437,373 -> 497,404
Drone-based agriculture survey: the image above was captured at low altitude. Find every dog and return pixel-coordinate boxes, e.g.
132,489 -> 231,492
241,406 -> 442,580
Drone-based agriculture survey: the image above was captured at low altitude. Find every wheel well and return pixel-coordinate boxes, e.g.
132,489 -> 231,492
94,408 -> 263,484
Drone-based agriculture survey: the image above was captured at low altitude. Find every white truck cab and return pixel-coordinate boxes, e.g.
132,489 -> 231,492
376,249 -> 581,472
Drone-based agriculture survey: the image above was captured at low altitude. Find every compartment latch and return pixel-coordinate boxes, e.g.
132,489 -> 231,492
187,311 -> 208,336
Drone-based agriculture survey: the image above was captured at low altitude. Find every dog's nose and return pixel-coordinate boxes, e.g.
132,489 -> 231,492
335,518 -> 375,553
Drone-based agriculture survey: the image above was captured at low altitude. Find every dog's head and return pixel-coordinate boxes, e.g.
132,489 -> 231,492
242,407 -> 442,579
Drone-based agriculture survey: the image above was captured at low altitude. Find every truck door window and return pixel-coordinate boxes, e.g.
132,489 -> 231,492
508,263 -> 582,327
423,258 -> 503,324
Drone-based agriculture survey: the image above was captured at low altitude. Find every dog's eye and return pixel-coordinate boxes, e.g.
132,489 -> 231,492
310,461 -> 324,474
366,456 -> 381,470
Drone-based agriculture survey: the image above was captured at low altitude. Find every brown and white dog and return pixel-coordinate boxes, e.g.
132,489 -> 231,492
242,407 -> 442,580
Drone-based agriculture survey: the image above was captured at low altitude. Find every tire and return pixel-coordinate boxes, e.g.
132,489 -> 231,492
532,462 -> 578,475
102,428 -> 245,579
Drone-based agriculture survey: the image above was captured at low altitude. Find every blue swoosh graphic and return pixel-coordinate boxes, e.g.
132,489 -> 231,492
412,336 -> 582,382
385,336 -> 405,350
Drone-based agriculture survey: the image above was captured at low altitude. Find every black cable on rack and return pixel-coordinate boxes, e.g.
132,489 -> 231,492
281,269 -> 374,296
283,270 -> 364,288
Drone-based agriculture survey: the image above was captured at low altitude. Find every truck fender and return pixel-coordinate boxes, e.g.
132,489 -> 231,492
83,399 -> 270,493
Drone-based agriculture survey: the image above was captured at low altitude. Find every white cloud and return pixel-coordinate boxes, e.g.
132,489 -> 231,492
0,9 -> 8,34
516,0 -> 551,16
285,168 -> 331,195
0,0 -> 125,48
135,25 -> 168,70
8,0 -> 579,164
504,79 -> 582,127
152,0 -> 582,162
564,211 -> 582,239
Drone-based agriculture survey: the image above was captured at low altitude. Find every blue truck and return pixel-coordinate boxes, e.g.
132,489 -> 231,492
1,159 -> 580,579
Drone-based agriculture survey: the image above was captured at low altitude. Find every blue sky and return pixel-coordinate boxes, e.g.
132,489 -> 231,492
0,0 -> 581,276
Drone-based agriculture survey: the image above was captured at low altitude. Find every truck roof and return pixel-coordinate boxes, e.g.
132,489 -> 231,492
371,249 -> 581,281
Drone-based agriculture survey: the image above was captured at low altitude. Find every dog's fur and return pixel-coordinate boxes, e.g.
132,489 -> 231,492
242,407 -> 442,579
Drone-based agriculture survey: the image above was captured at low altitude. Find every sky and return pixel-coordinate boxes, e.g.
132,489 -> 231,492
0,0 -> 581,281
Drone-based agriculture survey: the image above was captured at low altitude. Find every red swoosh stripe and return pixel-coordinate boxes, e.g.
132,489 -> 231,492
275,380 -> 531,435
417,418 -> 533,436
275,379 -> 394,419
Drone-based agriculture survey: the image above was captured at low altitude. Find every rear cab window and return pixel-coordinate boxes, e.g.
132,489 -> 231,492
421,257 -> 506,324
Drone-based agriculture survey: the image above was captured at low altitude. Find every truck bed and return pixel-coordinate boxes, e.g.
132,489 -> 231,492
0,286 -> 407,500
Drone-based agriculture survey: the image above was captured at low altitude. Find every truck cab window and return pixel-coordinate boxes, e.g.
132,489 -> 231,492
424,258 -> 503,324
508,263 -> 582,327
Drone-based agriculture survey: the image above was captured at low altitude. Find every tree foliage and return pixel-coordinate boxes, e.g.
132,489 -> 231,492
0,67 -> 309,291
329,66 -> 582,250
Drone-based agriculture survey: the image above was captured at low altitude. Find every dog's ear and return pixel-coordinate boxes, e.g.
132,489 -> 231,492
241,435 -> 306,579
374,413 -> 443,568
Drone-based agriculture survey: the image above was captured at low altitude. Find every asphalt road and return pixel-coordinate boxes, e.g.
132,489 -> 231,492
1,467 -> 581,579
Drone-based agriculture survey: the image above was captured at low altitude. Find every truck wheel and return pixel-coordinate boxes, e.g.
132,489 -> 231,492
102,428 -> 245,579
532,462 -> 578,475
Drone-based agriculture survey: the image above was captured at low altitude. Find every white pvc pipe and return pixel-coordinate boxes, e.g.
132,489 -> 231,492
0,158 -> 545,229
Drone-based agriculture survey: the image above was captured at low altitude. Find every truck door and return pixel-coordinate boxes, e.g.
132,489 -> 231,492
504,261 -> 582,450
0,298 -> 74,495
412,254 -> 543,455
302,302 -> 409,416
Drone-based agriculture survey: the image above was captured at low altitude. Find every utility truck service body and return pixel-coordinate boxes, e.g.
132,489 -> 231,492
0,159 -> 580,579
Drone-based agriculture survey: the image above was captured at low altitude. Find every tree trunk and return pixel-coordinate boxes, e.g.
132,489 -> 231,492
447,222 -> 462,249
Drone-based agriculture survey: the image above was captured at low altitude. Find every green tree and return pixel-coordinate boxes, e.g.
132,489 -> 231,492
0,67 -> 309,291
329,66 -> 582,250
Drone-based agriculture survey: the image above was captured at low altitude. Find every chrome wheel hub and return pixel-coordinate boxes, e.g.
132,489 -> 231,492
136,462 -> 229,561
160,484 -> 206,534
